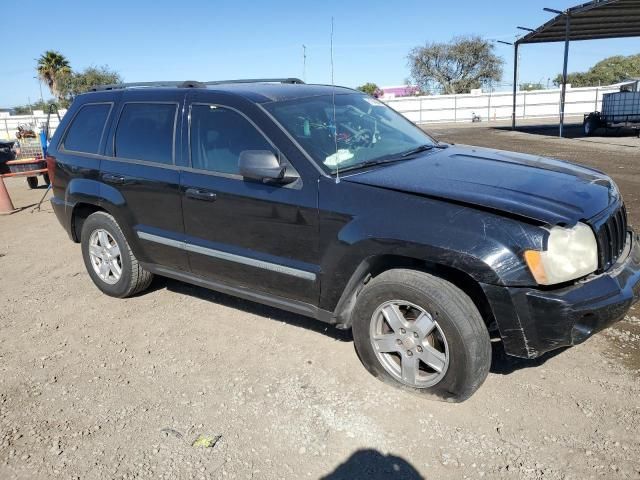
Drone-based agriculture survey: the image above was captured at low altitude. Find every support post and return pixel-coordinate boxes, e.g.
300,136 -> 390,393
512,43 -> 519,130
454,95 -> 457,122
559,14 -> 571,137
0,177 -> 16,214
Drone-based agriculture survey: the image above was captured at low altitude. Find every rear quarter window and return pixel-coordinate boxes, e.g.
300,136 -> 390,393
114,103 -> 177,164
62,103 -> 112,154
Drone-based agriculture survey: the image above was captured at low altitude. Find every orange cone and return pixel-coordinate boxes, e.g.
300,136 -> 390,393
0,176 -> 16,214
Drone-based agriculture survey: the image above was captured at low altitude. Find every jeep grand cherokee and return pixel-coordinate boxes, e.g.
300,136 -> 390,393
48,79 -> 640,401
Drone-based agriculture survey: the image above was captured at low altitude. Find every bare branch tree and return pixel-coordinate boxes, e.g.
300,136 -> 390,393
408,36 -> 503,94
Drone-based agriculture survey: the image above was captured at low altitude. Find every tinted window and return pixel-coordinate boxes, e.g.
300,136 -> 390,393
115,103 -> 176,164
63,103 -> 111,154
190,105 -> 273,174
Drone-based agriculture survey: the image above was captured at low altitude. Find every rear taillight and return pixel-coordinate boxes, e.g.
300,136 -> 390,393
46,155 -> 56,185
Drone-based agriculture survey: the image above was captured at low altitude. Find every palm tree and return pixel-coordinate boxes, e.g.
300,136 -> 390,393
36,51 -> 71,100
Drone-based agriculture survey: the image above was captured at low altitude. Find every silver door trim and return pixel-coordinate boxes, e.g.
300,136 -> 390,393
136,231 -> 316,281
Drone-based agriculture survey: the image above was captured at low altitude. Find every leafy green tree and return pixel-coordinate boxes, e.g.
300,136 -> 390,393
357,82 -> 381,96
554,54 -> 640,87
36,51 -> 71,101
58,66 -> 122,101
520,82 -> 545,91
13,99 -> 60,115
12,104 -> 33,115
408,35 -> 503,94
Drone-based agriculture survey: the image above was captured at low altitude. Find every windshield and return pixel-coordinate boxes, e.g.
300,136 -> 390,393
264,93 -> 436,173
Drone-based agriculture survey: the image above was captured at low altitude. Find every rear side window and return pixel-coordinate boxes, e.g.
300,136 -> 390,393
63,103 -> 112,154
114,103 -> 177,164
190,104 -> 274,174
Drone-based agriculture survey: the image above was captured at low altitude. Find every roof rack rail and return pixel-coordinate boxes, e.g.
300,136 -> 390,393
202,78 -> 304,86
90,78 -> 305,92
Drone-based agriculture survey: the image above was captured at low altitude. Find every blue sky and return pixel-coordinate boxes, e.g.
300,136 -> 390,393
1,0 -> 638,106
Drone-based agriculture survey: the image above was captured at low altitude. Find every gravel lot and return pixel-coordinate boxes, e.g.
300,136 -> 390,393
1,123 -> 639,479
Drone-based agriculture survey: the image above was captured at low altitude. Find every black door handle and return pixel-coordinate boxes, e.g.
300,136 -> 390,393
185,187 -> 217,202
102,173 -> 126,184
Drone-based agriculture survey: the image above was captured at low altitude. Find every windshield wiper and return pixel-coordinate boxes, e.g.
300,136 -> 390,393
334,143 -> 448,175
400,144 -> 438,157
336,157 -> 409,174
400,142 -> 450,157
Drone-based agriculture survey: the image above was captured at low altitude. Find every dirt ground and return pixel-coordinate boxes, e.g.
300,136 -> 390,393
1,124 -> 639,480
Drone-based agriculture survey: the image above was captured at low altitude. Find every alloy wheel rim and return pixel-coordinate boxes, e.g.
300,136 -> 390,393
88,229 -> 122,285
369,300 -> 449,388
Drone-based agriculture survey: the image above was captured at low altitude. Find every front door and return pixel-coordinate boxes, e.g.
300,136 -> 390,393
180,95 -> 319,304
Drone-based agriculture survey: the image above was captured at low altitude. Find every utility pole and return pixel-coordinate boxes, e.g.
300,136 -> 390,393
34,77 -> 44,104
302,44 -> 307,83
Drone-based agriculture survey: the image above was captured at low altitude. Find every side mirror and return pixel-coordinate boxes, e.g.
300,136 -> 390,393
239,150 -> 286,182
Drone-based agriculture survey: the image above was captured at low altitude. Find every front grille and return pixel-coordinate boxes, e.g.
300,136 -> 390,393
595,203 -> 628,271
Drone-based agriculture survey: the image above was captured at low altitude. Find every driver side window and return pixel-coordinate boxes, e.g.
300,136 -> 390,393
190,104 -> 274,175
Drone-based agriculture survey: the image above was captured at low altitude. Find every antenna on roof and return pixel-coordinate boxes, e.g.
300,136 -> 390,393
302,44 -> 307,83
330,17 -> 340,184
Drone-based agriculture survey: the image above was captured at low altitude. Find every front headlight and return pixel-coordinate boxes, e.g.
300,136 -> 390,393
524,222 -> 598,285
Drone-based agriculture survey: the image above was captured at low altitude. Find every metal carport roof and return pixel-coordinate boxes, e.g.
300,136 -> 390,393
518,0 -> 640,44
510,0 -> 640,136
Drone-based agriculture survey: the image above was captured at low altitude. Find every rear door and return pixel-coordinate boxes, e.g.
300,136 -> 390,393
101,90 -> 188,271
179,92 -> 320,304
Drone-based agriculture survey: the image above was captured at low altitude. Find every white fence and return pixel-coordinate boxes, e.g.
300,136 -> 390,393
0,84 -> 622,140
385,85 -> 619,124
0,110 -> 67,141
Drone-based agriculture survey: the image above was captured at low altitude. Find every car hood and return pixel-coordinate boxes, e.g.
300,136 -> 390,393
343,145 -> 619,225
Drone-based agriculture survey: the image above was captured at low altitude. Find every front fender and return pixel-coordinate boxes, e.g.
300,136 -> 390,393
318,179 -> 545,312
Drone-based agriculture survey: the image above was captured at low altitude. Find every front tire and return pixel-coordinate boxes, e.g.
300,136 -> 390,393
352,269 -> 491,402
81,211 -> 153,298
26,176 -> 38,189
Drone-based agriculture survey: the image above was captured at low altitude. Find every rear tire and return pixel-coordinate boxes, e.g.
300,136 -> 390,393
26,176 -> 38,189
583,116 -> 599,136
352,269 -> 491,402
80,211 -> 153,298
42,173 -> 50,186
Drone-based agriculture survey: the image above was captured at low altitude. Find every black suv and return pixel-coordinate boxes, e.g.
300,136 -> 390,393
49,79 -> 640,401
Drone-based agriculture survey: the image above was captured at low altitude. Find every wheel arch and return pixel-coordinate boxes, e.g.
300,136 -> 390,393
65,177 -> 129,243
332,254 -> 496,332
70,202 -> 108,242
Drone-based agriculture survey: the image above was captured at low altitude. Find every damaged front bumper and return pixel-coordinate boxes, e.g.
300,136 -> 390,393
482,232 -> 640,359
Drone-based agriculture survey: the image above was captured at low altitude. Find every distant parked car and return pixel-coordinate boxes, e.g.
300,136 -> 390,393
0,140 -> 16,174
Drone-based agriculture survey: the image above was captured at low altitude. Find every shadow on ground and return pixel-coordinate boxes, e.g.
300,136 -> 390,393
153,277 -> 564,375
320,449 -> 423,480
154,276 -> 353,342
489,339 -> 566,375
